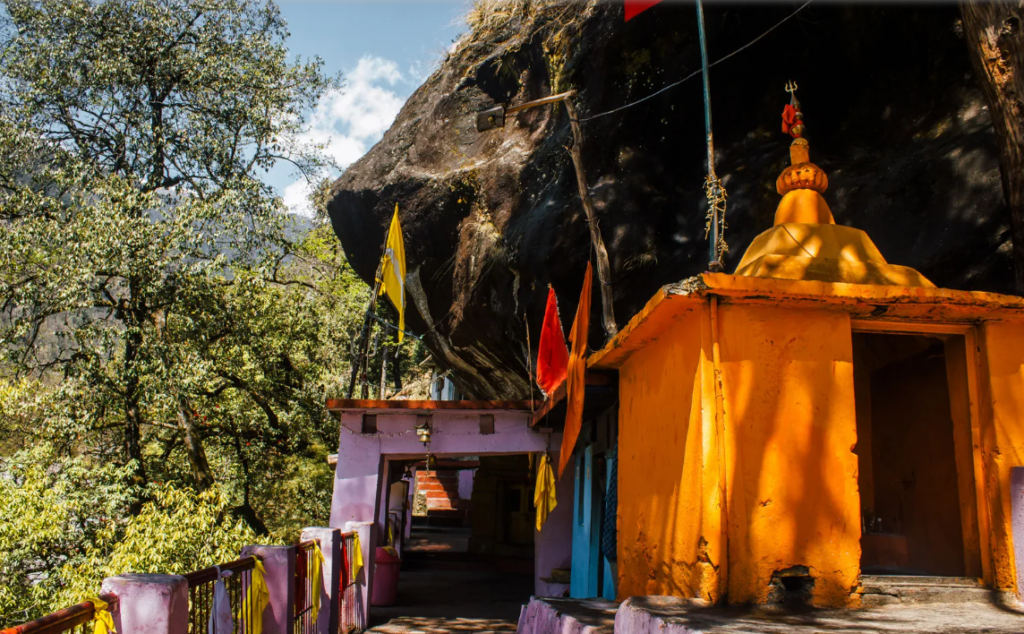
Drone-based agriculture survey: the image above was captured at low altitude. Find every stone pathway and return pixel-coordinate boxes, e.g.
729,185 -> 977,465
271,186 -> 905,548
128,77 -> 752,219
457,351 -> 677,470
367,567 -> 534,634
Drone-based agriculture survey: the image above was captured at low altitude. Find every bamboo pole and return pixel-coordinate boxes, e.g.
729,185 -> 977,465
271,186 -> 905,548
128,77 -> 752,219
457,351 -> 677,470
346,255 -> 386,399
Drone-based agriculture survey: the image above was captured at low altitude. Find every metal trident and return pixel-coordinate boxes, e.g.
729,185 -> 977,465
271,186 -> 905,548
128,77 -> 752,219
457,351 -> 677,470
785,80 -> 800,108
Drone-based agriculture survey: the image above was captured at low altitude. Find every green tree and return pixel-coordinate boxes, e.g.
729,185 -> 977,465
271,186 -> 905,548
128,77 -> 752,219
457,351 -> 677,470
0,0 -> 337,500
0,0 -> 430,621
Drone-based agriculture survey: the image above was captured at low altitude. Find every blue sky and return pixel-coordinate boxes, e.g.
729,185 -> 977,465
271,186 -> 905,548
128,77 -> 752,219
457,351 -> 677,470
272,1 -> 471,215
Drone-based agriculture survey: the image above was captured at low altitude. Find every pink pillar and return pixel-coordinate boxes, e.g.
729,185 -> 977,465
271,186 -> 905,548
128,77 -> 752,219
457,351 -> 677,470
100,574 -> 188,634
301,528 -> 341,634
242,544 -> 296,634
1012,467 -> 1024,601
535,452 -> 575,597
345,520 -> 374,631
329,417 -> 383,528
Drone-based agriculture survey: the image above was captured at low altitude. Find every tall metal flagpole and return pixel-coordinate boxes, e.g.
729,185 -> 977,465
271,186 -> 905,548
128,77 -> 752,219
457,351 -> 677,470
696,0 -> 727,272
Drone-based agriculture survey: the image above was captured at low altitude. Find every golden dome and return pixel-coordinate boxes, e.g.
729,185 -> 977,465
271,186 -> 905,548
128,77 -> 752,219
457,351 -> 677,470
733,87 -> 933,288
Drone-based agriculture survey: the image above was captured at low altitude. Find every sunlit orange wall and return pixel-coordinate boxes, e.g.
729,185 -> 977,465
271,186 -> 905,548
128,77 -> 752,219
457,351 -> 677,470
979,322 -> 1024,592
616,308 -> 707,599
716,304 -> 861,606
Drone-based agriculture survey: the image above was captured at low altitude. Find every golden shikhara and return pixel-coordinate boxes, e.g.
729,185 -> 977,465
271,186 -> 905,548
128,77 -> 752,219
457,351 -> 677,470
734,96 -> 934,288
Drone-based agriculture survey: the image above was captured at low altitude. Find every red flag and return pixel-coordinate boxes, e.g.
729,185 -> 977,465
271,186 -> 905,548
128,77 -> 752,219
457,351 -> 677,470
625,0 -> 663,21
536,286 -> 569,395
558,262 -> 592,479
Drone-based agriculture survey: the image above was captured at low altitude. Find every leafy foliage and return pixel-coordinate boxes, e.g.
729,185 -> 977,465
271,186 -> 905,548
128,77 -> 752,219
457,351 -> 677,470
0,443 -> 135,624
0,0 -> 427,624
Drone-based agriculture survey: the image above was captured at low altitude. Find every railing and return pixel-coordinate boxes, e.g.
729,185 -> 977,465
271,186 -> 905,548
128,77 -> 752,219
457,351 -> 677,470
338,532 -> 359,633
293,540 -> 318,634
183,555 -> 260,634
0,594 -> 118,634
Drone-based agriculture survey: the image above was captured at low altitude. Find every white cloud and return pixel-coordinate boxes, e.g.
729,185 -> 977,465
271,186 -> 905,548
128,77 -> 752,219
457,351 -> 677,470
283,179 -> 316,218
283,55 -> 406,216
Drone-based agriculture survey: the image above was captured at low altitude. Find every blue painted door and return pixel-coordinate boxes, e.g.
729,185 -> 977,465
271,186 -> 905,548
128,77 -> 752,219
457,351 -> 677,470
601,450 -> 617,600
571,445 -> 602,598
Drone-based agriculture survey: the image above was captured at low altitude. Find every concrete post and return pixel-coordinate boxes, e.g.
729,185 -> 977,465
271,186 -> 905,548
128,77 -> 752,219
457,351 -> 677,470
242,544 -> 296,634
100,574 -> 188,634
1011,467 -> 1024,600
301,527 -> 341,634
345,520 -> 374,630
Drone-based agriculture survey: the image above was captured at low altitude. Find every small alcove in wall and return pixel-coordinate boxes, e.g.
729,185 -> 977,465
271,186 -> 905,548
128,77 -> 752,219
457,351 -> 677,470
852,326 -> 983,578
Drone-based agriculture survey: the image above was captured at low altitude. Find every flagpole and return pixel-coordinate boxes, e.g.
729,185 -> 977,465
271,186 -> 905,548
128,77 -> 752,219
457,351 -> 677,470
346,252 -> 386,399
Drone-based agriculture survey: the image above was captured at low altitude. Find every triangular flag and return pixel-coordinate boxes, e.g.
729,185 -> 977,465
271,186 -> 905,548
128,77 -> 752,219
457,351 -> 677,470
625,0 -> 663,21
536,286 -> 569,395
558,262 -> 592,479
380,204 -> 407,342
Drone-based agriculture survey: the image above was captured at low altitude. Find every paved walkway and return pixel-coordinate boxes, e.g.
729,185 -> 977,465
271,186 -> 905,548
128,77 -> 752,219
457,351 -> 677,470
367,567 -> 534,634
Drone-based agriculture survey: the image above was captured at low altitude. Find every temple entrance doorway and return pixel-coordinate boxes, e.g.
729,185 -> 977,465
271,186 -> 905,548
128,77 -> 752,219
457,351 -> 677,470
851,328 -> 983,578
367,453 -> 540,633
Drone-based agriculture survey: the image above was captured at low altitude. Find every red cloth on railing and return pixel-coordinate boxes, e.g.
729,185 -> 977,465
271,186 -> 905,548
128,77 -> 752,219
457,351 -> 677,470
341,539 -> 350,589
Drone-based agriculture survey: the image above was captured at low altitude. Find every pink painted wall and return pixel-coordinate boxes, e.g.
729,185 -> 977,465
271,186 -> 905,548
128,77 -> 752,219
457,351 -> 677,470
330,411 -> 552,528
535,452 -> 574,597
458,468 -> 475,500
328,410 -> 563,619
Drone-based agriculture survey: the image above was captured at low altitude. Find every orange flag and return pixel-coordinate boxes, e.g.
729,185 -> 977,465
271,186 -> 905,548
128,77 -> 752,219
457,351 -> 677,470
536,286 -> 569,395
558,262 -> 593,479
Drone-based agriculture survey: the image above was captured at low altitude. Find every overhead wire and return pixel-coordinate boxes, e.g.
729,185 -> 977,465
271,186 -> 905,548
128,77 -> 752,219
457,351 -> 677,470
580,0 -> 814,123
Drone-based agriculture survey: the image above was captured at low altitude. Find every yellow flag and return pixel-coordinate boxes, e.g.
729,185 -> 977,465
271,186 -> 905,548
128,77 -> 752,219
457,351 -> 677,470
239,559 -> 270,634
534,453 -> 558,532
87,597 -> 116,634
379,204 -> 406,343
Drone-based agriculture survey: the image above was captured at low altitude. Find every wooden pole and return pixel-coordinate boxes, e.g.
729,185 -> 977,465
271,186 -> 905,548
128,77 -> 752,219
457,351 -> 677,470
563,96 -> 618,338
346,255 -> 386,399
379,342 -> 390,400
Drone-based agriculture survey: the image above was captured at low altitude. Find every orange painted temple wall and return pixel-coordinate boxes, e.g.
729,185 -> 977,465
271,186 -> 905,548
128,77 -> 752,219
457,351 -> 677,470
614,296 -> 1024,607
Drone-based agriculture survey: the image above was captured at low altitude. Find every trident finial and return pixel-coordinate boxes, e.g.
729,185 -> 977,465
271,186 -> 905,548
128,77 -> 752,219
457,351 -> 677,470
782,81 -> 804,138
785,80 -> 799,102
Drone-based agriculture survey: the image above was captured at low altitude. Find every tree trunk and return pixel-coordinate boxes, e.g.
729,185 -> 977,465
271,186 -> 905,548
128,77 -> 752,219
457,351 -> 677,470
123,326 -> 148,513
175,394 -> 215,491
563,97 -> 618,338
961,2 -> 1024,292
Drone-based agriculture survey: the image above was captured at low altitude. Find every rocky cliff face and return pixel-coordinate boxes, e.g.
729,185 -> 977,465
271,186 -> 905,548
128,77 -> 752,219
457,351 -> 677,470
327,1 -> 1013,399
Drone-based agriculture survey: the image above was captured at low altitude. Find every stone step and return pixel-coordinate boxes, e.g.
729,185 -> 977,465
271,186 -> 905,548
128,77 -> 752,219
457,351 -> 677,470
858,575 -> 993,606
862,575 -> 984,587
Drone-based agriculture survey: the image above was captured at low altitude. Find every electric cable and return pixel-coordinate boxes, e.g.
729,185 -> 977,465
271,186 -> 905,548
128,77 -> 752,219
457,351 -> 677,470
581,0 -> 814,123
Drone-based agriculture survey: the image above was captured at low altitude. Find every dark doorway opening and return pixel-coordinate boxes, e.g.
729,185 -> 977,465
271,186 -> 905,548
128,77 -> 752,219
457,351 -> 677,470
369,454 -> 537,632
852,331 -> 982,578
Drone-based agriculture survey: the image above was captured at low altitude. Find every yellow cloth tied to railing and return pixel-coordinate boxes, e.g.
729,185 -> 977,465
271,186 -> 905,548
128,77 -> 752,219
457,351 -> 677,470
534,453 -> 558,532
239,558 -> 270,634
350,532 -> 364,581
87,597 -> 116,634
310,543 -> 326,624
